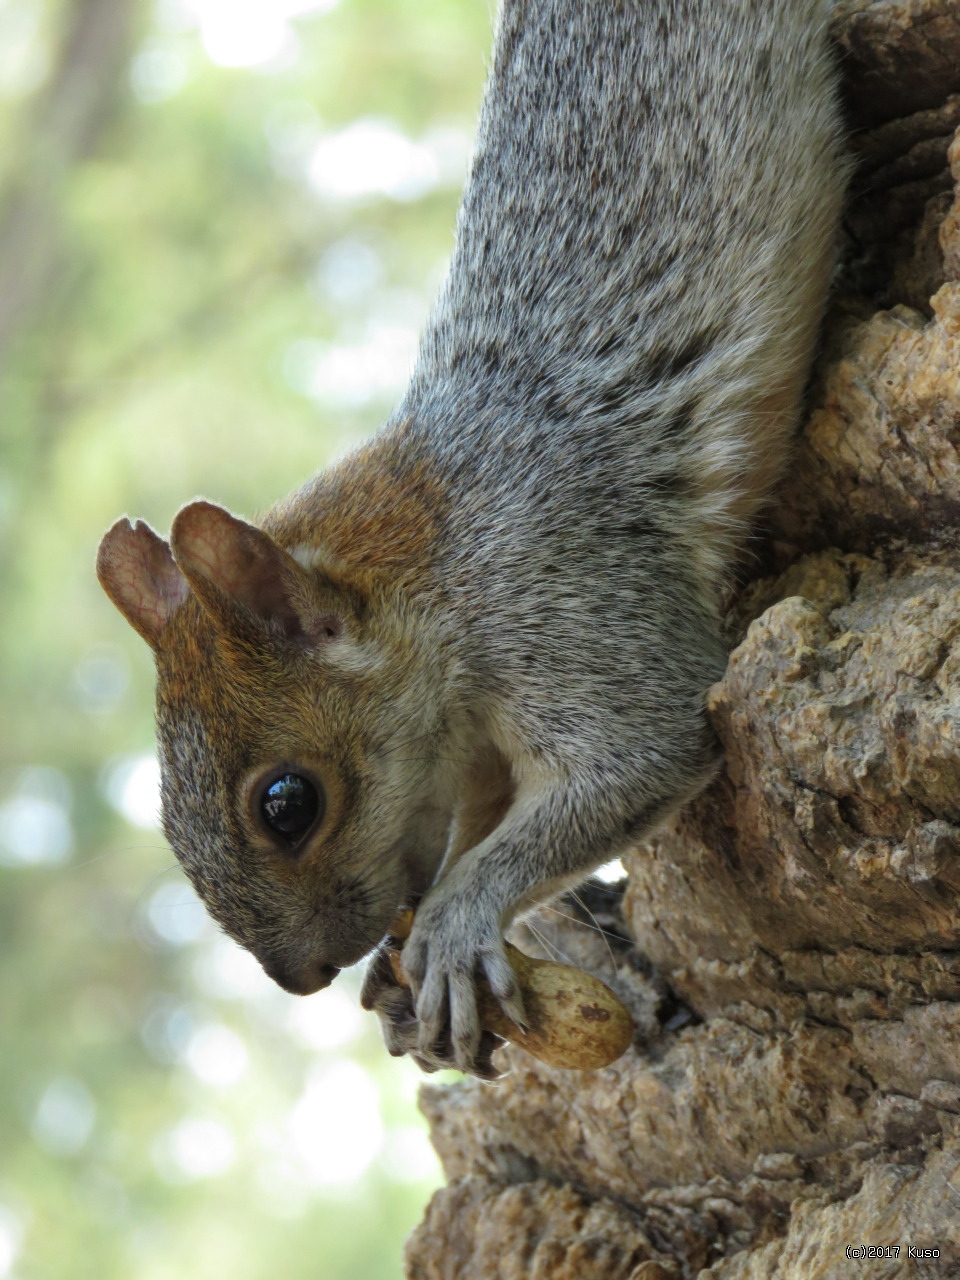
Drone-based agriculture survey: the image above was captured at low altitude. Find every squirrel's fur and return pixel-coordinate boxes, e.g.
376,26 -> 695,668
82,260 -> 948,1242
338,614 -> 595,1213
98,0 -> 847,1076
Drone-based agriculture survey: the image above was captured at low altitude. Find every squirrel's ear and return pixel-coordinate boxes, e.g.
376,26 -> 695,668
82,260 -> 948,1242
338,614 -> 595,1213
170,500 -> 311,642
97,517 -> 188,651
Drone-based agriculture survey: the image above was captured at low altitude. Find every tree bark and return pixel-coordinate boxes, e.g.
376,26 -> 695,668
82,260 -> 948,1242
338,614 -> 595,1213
404,4 -> 960,1277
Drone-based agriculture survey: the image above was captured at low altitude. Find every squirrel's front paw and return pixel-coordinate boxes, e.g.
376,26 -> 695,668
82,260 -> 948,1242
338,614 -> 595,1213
401,893 -> 526,1075
359,945 -> 503,1079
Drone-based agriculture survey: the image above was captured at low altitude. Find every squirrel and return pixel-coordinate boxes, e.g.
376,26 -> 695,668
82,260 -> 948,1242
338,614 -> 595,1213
97,0 -> 847,1078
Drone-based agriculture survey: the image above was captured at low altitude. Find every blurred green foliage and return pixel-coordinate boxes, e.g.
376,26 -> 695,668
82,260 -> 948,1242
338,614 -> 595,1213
0,0 -> 491,1275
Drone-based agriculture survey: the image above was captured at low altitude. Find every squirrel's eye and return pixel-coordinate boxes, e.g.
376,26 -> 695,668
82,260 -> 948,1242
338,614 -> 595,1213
261,773 -> 323,842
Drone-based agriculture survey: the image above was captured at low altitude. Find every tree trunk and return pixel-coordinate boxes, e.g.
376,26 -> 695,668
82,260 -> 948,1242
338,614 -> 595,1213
0,0 -> 141,377
404,3 -> 960,1276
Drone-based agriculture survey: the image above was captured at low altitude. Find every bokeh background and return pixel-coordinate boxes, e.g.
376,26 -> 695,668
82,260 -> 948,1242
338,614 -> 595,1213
0,0 -> 493,1275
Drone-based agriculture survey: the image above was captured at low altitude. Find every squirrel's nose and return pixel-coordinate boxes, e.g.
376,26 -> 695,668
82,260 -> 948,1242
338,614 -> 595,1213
263,958 -> 340,996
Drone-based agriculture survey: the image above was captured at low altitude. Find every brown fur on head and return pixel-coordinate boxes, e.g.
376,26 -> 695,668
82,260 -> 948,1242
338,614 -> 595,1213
98,501 -> 452,994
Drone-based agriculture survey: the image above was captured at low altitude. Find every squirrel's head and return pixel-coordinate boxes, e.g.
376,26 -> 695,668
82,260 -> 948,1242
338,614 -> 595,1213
97,500 -> 451,994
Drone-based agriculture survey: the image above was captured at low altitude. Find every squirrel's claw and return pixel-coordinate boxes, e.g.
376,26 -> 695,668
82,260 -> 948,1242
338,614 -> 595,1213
361,940 -> 503,1079
482,948 -> 528,1033
413,953 -> 483,1073
403,896 -> 513,1076
359,945 -> 397,1012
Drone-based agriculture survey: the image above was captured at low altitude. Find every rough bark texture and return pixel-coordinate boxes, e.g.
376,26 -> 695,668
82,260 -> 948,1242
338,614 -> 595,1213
404,3 -> 960,1277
